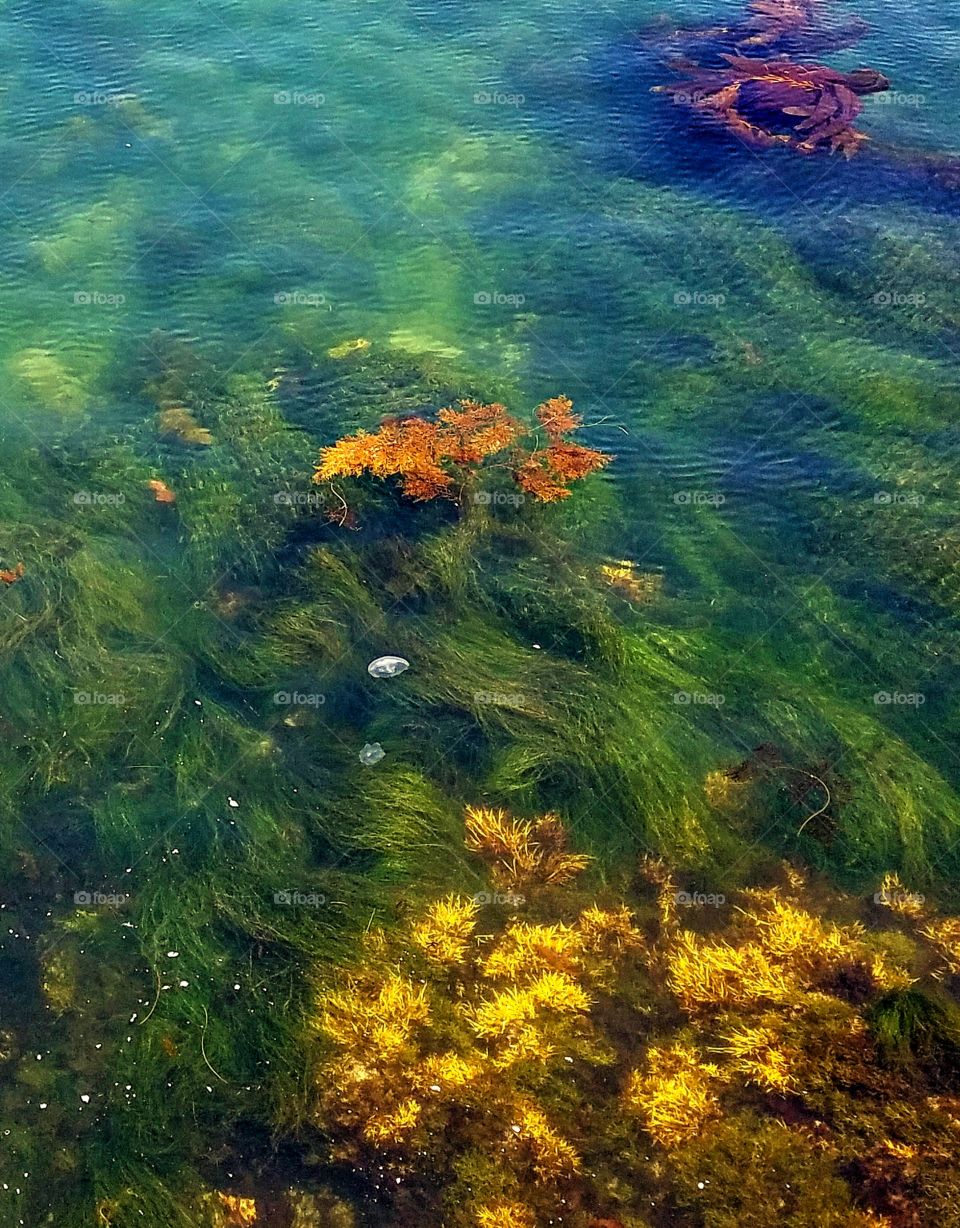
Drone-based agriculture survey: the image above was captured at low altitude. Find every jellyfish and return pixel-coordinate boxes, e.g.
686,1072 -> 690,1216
359,742 -> 385,766
367,655 -> 410,678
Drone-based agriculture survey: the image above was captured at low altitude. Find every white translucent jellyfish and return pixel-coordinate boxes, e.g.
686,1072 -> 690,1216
367,655 -> 410,678
359,742 -> 385,766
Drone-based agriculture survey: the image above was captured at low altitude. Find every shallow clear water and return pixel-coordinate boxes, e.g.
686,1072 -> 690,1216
1,0 -> 960,1220
6,0 -> 954,833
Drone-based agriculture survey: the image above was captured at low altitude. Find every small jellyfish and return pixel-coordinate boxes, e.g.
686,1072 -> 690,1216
367,655 -> 410,679
359,742 -> 385,766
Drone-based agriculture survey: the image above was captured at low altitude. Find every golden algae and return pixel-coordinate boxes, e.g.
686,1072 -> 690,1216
9,347 -> 93,413
299,818 -> 960,1226
157,405 -> 215,446
327,337 -> 371,359
31,190 -> 140,273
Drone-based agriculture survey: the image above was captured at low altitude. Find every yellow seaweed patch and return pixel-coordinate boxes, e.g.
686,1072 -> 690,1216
158,406 -> 214,446
10,347 -> 91,412
475,1203 -> 535,1228
327,337 -> 371,359
624,1043 -> 722,1147
32,196 -> 134,272
304,816 -> 960,1225
411,895 -> 479,966
387,329 -> 463,360
599,560 -> 664,604
216,1193 -> 257,1226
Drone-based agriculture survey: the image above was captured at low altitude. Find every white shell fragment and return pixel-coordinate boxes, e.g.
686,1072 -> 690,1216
367,655 -> 410,679
359,742 -> 386,766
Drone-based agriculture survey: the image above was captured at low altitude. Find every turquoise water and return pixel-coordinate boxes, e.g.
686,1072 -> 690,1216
2,0 -> 960,1221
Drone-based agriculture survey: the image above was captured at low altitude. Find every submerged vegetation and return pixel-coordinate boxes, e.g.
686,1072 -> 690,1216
649,0 -> 891,157
302,812 -> 960,1228
655,60 -> 890,156
0,323 -> 960,1224
647,0 -> 960,185
1,0 -> 960,1213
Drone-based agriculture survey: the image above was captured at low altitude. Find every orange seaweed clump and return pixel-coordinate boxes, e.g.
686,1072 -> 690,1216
313,396 -> 610,507
514,396 -> 611,503
146,478 -> 177,504
0,561 -> 25,585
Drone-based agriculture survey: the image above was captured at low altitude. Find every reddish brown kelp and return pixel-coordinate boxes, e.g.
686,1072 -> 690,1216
313,396 -> 611,508
658,0 -> 869,55
656,56 -> 889,155
738,0 -> 820,47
